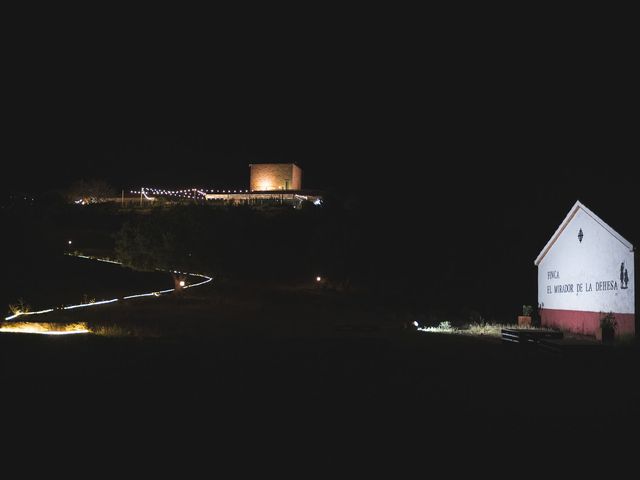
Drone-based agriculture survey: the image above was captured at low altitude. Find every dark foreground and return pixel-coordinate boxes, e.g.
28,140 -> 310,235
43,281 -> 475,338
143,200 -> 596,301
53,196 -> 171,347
3,329 -> 639,417
2,284 -> 639,463
3,331 -> 639,422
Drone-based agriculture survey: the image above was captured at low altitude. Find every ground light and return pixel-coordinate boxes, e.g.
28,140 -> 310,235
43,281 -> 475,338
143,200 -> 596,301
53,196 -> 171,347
0,322 -> 90,335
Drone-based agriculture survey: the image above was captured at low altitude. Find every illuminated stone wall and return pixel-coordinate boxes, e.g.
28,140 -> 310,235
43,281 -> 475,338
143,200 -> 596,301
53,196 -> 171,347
292,164 -> 302,190
250,163 -> 302,191
536,202 -> 635,336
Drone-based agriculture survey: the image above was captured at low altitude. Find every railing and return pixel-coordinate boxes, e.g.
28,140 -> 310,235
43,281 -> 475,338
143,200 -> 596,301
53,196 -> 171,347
501,328 -> 564,354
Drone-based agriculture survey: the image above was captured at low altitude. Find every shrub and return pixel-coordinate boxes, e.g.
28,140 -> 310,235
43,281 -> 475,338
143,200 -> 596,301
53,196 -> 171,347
532,303 -> 543,327
82,294 -> 96,305
8,298 -> 30,316
438,321 -> 452,331
600,312 -> 617,331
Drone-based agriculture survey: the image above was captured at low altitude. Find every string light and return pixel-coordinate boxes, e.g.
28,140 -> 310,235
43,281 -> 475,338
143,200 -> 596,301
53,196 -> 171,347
2,254 -> 214,323
5,308 -> 55,321
128,187 -> 249,201
63,298 -> 119,310
126,187 -> 317,205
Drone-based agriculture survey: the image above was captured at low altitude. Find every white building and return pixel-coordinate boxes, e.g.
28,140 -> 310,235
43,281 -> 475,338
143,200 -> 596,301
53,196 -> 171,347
535,201 -> 634,337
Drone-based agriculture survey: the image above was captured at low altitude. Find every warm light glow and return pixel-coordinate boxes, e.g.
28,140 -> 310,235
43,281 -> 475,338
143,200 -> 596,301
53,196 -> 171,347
68,240 -> 72,245
0,322 -> 90,335
179,280 -> 186,287
250,163 -> 302,192
316,276 -> 322,282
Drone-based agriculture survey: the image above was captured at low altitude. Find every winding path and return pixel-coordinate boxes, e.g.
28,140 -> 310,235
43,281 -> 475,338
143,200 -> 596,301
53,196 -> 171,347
3,253 -> 213,323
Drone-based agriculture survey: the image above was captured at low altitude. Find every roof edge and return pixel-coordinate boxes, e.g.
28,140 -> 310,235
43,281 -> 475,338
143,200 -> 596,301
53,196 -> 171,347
534,201 -> 634,266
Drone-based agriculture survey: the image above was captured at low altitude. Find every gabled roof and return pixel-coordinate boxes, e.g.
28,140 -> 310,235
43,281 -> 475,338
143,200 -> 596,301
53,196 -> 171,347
534,201 -> 634,266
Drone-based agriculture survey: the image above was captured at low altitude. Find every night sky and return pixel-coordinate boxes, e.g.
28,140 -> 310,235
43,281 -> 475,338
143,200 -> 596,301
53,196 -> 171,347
4,17 -> 636,253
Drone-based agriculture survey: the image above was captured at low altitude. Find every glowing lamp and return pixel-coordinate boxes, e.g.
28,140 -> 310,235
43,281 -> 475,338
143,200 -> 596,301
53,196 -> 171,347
179,280 -> 186,287
316,276 -> 322,282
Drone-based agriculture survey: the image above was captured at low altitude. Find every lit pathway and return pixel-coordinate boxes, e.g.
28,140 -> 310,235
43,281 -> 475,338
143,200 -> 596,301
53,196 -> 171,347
1,254 -> 213,331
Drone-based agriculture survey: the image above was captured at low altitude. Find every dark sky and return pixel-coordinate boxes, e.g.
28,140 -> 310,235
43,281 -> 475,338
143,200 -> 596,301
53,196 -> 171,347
6,79 -> 633,192
4,16 -> 635,240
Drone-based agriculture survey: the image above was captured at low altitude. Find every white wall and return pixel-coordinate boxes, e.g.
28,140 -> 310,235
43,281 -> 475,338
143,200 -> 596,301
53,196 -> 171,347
538,208 -> 634,314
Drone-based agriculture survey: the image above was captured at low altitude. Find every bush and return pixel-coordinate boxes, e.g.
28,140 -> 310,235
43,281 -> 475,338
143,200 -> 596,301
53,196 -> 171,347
8,298 -> 30,316
600,312 -> 617,331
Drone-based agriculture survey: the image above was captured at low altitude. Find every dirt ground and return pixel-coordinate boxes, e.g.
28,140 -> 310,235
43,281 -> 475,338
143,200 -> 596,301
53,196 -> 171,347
2,282 -> 639,429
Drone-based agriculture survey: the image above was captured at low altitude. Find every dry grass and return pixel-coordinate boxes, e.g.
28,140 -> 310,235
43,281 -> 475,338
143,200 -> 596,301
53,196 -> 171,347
8,299 -> 31,316
89,322 -> 163,338
466,323 -> 554,336
418,322 -> 556,338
